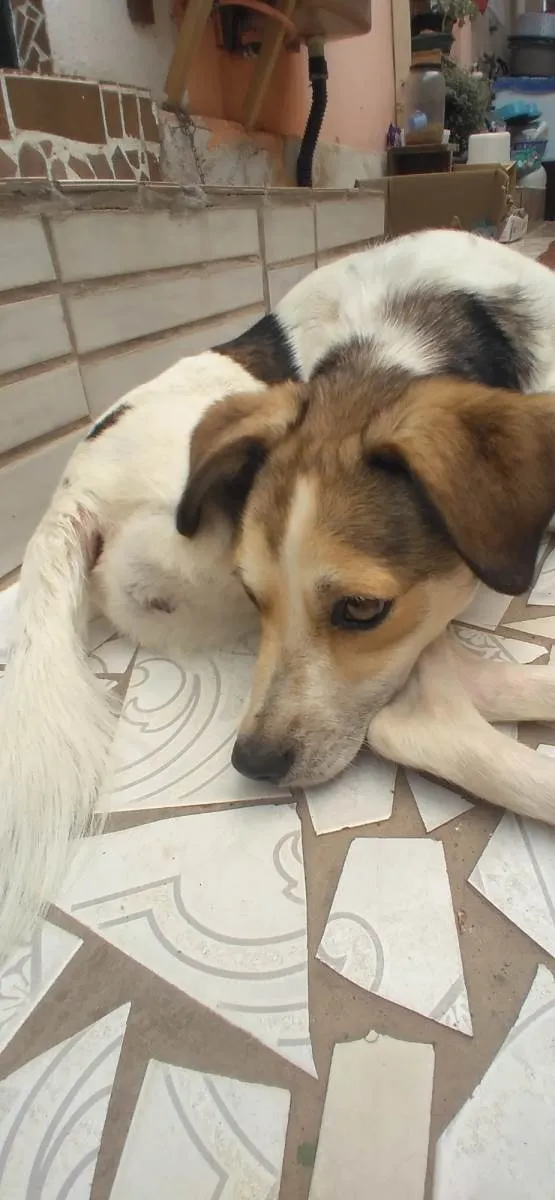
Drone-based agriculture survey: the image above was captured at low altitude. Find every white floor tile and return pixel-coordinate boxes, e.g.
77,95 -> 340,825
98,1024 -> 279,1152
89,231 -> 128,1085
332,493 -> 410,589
505,616 -> 555,638
309,1031 -> 434,1200
406,772 -> 473,833
98,648 -> 290,812
453,626 -> 547,664
469,808 -> 555,957
88,636 -> 136,675
55,807 -> 316,1075
407,722 -> 516,833
0,922 -> 81,1055
0,582 -> 18,665
306,751 -> 396,834
457,586 -> 512,631
528,545 -> 555,606
0,1005 -> 129,1197
317,838 -> 471,1034
86,613 -> 118,652
111,1060 -> 290,1200
536,743 -> 555,759
433,966 -> 555,1200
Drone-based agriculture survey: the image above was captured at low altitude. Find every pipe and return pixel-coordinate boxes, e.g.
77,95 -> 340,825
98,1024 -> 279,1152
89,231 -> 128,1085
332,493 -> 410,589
296,38 -> 328,188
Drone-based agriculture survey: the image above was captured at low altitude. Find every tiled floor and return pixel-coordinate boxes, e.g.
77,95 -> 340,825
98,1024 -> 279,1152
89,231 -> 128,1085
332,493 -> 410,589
1,226 -> 555,1199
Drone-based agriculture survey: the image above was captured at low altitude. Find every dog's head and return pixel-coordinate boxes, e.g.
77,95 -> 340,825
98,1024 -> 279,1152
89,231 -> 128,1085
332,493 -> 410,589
177,352 -> 555,786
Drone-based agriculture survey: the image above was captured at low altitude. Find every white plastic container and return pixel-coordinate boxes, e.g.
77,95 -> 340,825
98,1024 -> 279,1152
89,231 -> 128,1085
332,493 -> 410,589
523,163 -> 547,188
467,131 -> 511,164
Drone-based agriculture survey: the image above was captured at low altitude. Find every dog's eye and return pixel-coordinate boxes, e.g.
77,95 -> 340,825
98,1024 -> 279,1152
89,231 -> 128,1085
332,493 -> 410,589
331,596 -> 393,630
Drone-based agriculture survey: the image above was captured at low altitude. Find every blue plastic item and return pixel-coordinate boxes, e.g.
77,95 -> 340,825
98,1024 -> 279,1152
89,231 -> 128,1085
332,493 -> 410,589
512,136 -> 548,175
407,110 -> 428,133
495,99 -> 541,122
493,75 -> 555,93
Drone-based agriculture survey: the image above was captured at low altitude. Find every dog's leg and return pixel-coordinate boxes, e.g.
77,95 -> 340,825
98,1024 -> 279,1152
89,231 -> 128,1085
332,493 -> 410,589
451,638 -> 555,724
367,636 -> 555,824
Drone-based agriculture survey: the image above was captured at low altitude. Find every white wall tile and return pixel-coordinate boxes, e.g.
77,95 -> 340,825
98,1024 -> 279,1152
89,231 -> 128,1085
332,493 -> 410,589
268,259 -> 314,309
263,205 -> 315,264
0,363 -> 87,454
68,262 -> 264,353
0,217 -> 55,291
51,208 -> 260,282
81,308 -> 264,416
0,429 -> 83,576
315,194 -> 385,253
0,295 -> 72,374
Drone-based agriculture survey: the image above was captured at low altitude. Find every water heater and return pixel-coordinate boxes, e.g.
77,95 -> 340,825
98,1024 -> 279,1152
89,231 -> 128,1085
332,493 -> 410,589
291,0 -> 372,43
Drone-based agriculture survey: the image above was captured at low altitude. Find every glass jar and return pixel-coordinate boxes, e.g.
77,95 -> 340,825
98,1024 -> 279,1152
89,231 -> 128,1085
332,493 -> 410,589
405,63 -> 446,146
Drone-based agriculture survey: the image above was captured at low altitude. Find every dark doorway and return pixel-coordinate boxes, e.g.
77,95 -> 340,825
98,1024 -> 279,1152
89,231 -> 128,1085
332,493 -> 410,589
0,1 -> 18,69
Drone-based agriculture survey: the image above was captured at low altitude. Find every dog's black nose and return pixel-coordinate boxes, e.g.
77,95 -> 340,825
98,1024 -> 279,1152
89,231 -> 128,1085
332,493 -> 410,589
231,738 -> 294,784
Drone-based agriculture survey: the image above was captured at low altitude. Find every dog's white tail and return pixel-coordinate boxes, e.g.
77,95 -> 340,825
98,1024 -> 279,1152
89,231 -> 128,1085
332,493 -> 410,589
0,494 -> 114,957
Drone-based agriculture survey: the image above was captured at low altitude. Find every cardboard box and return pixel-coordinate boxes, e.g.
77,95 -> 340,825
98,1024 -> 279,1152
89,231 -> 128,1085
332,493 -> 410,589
385,165 -> 516,239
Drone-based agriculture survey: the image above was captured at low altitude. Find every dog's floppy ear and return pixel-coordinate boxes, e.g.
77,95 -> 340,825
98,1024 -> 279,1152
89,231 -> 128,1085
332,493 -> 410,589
176,382 -> 306,537
367,377 -> 555,594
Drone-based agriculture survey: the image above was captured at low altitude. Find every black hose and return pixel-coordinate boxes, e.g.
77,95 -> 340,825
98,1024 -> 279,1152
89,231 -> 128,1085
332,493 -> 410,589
296,48 -> 328,188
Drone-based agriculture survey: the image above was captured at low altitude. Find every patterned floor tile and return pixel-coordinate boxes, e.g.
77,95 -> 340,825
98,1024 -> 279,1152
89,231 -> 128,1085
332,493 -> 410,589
453,626 -> 548,664
86,614 -> 118,653
88,636 -> 136,675
0,1005 -> 129,1196
55,807 -> 316,1076
111,1060 -> 290,1199
0,922 -> 82,1055
528,544 -> 555,607
505,616 -> 555,638
317,839 -> 472,1035
457,585 -> 512,631
306,751 -> 396,834
469,798 -> 555,958
309,1032 -> 434,1200
406,772 -> 473,833
433,966 -> 555,1200
98,648 -> 290,812
407,723 -> 516,833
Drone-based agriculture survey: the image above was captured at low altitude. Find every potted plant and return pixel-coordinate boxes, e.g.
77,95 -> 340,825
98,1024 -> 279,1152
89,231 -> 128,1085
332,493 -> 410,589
432,0 -> 480,30
442,56 -> 491,155
411,0 -> 480,51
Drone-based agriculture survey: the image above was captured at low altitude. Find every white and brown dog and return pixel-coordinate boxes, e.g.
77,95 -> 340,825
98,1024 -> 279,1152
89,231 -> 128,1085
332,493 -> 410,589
3,227 -> 555,958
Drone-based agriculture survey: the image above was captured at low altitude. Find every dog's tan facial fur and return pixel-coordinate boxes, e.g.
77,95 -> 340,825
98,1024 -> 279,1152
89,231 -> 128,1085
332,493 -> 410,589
178,345 -> 555,785
235,446 -> 475,784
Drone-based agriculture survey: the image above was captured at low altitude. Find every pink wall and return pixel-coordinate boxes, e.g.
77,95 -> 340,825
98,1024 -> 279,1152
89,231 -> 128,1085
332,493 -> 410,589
188,2 -> 395,153
452,19 -> 473,66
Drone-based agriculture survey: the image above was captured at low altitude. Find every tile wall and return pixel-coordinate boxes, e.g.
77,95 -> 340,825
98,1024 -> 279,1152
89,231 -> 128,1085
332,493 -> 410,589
0,179 -> 385,579
0,71 -> 161,183
10,0 -> 52,73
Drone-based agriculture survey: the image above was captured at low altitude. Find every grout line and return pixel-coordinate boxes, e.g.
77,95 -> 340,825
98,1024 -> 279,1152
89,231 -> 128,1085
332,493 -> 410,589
40,210 -> 81,363
0,416 -> 88,472
0,251 -> 263,306
256,206 -> 271,313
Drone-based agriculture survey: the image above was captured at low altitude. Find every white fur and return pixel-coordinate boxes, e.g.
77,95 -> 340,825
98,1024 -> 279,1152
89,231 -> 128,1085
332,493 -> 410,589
0,351 -> 261,955
367,635 -> 555,823
4,229 -> 555,957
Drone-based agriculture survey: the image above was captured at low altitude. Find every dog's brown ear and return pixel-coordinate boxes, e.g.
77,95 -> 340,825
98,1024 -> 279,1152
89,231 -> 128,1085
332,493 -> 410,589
367,378 -> 555,594
176,383 -> 306,537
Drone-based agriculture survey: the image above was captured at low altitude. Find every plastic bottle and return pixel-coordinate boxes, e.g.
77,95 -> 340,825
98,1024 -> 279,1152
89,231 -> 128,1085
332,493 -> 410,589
405,63 -> 446,146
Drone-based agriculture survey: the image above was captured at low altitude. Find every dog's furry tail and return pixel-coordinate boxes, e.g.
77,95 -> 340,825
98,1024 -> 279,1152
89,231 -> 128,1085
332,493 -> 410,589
0,494 -> 114,957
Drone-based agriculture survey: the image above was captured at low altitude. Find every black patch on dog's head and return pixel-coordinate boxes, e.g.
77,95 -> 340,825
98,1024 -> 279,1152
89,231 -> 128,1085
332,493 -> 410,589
383,287 -> 536,392
216,313 -> 301,385
87,403 -> 131,441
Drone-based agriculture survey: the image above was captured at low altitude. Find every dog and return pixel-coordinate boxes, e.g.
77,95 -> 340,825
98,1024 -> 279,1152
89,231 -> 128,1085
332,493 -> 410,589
176,228 -> 555,808
2,227 -> 555,959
